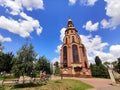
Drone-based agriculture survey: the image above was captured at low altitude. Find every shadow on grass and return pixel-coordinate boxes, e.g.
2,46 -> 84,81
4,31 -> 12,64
13,82 -> 46,89
0,86 -> 5,90
54,80 -> 62,83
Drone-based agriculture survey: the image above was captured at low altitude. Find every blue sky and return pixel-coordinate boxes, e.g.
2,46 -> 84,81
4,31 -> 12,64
0,0 -> 120,63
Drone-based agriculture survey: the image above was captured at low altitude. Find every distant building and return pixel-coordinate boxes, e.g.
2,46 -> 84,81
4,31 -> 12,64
60,19 -> 91,77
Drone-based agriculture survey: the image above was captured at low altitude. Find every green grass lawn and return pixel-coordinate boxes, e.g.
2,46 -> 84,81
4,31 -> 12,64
0,79 -> 93,90
0,76 -> 16,81
0,77 -> 4,80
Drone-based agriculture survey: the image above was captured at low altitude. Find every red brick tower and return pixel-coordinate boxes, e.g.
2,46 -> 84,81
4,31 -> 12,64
60,19 -> 91,77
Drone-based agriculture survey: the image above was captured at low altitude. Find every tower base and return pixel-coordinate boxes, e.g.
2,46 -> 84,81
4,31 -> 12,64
61,67 -> 92,78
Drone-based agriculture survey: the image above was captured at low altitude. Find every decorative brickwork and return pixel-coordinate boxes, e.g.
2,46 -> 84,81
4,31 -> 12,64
60,19 -> 91,78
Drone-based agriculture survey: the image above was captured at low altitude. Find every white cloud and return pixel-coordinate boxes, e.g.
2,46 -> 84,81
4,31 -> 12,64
0,0 -> 43,37
80,34 -> 120,63
93,44 -> 120,63
0,14 -> 42,38
0,0 -> 44,38
80,34 -> 108,54
80,0 -> 98,6
36,28 -> 43,35
0,34 -> 12,43
83,21 -> 99,31
53,28 -> 64,65
69,0 -> 98,6
94,51 -> 114,62
101,0 -> 120,29
0,0 -> 22,15
55,28 -> 65,54
80,34 -> 109,63
20,12 -> 33,20
55,44 -> 62,53
101,19 -> 110,29
55,28 -> 66,54
0,0 -> 44,15
110,45 -> 120,57
60,28 -> 66,42
22,0 -> 44,11
69,0 -> 77,5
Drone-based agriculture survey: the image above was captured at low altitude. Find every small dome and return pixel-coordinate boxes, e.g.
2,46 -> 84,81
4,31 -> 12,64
68,19 -> 72,22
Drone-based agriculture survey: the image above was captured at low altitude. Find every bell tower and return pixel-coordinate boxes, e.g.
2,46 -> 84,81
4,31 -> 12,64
60,19 -> 91,77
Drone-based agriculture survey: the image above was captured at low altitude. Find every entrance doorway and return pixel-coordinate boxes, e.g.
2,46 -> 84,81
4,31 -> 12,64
74,66 -> 82,75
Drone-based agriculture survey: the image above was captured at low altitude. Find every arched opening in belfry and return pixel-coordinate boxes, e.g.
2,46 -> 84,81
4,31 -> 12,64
72,36 -> 75,43
66,37 -> 68,44
82,47 -> 85,56
72,45 -> 79,63
63,46 -> 68,67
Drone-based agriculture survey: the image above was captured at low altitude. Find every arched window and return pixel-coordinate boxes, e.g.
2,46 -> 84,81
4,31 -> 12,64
82,47 -> 85,56
72,36 -> 75,43
66,38 -> 67,44
84,58 -> 88,68
63,46 -> 67,67
71,30 -> 73,33
72,45 -> 79,63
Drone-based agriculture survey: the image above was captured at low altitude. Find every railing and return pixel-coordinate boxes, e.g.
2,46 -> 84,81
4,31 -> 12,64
108,68 -> 120,84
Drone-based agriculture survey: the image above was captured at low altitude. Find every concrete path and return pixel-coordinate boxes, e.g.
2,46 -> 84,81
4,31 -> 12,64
78,78 -> 120,90
88,86 -> 120,90
79,78 -> 112,88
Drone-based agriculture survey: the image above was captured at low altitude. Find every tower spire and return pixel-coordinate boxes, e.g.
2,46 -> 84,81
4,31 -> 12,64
67,19 -> 74,28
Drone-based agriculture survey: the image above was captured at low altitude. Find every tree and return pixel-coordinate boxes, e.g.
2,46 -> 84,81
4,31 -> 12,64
0,42 -> 4,72
0,52 -> 14,73
11,42 -> 37,77
54,61 -> 60,76
117,58 -> 120,73
95,56 -> 102,66
90,56 -> 109,78
36,56 -> 51,74
112,58 -> 120,73
0,53 -> 4,72
103,61 -> 110,68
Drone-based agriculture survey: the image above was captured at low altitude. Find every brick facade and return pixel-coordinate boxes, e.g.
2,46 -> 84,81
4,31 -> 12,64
60,19 -> 91,78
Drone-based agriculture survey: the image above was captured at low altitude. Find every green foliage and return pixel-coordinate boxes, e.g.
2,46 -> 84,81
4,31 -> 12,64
95,56 -> 102,66
0,52 -> 14,73
13,82 -> 43,88
54,67 -> 60,76
112,58 -> 120,73
92,57 -> 120,78
11,42 -> 37,77
90,56 -> 109,78
115,77 -> 120,82
103,61 -> 110,67
117,58 -> 120,73
36,56 -> 51,74
54,61 -> 60,76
